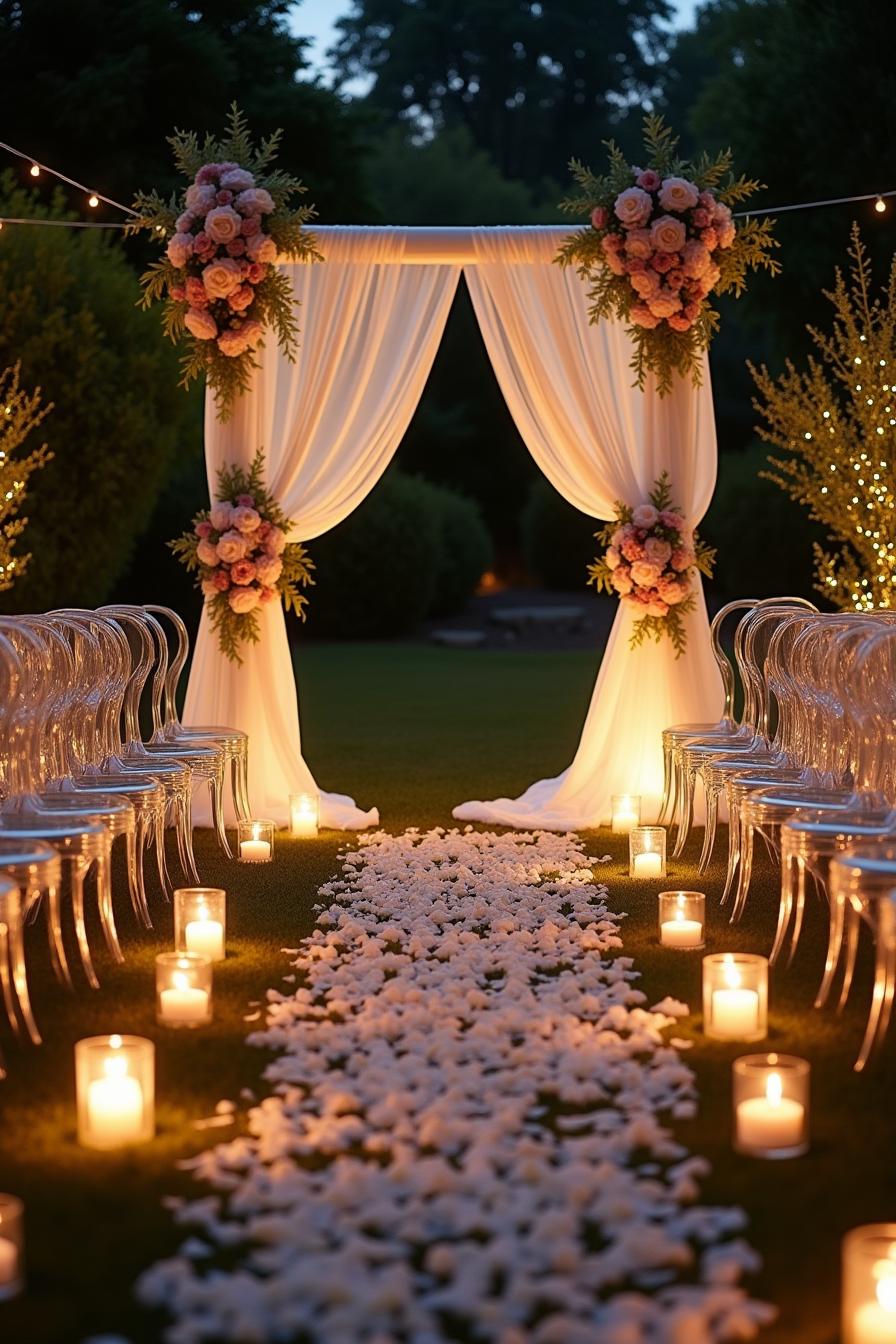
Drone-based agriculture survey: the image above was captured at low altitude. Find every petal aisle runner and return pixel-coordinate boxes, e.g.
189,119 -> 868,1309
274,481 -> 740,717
139,828 -> 775,1343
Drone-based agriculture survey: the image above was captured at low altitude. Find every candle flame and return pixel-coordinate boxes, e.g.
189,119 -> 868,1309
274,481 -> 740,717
766,1071 -> 783,1106
104,1054 -> 128,1081
876,1273 -> 896,1313
675,896 -> 686,920
252,821 -> 261,842
173,972 -> 189,992
722,954 -> 741,989
109,1033 -> 122,1050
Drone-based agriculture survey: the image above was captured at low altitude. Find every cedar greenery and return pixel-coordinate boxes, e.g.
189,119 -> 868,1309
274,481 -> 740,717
557,115 -> 780,396
753,224 -> 896,611
128,105 -> 322,421
0,362 -> 52,592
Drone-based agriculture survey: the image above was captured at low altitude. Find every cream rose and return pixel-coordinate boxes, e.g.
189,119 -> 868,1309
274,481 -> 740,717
202,257 -> 243,300
184,307 -> 217,341
204,205 -> 243,244
658,176 -> 700,212
216,529 -> 248,563
650,215 -> 687,253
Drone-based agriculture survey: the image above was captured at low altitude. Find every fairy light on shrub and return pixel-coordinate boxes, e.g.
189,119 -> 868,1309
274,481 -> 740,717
753,225 -> 896,611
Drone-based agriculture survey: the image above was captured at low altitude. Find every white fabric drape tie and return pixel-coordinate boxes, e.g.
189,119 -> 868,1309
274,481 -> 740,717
184,228 -> 461,827
453,227 -> 723,829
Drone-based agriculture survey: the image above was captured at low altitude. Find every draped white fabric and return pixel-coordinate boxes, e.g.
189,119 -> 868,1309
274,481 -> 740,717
454,227 -> 723,830
184,229 -> 461,827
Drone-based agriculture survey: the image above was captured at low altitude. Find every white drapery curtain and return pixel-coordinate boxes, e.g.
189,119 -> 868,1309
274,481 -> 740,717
184,229 -> 461,827
454,228 -> 723,829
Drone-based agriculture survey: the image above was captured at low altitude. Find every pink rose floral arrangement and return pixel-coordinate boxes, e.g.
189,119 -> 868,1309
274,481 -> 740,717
129,106 -> 321,420
170,449 -> 314,663
588,471 -> 715,657
558,115 -> 779,395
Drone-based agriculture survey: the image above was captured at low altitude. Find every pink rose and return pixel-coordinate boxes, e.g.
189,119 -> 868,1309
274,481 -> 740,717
246,233 -> 277,264
230,558 -> 257,586
705,261 -> 721,289
717,220 -> 736,249
235,187 -> 274,216
611,566 -> 633,595
671,547 -> 695,572
590,206 -> 608,230
226,238 -> 247,257
658,576 -> 690,605
658,176 -> 700,212
701,227 -> 719,252
624,228 -> 652,259
205,205 -> 243,244
612,524 -> 632,547
217,327 -> 249,358
202,256 -> 244,300
683,301 -> 702,322
240,215 -> 261,238
666,268 -> 685,290
659,509 -> 685,530
185,183 -> 217,215
228,586 -> 260,615
630,270 -> 660,300
216,529 -> 249,563
648,289 -> 683,319
195,520 -> 213,539
258,584 -> 279,605
200,577 -> 219,599
168,284 -> 186,301
264,525 -> 287,556
647,598 -> 670,618
220,167 -> 256,193
605,251 -> 626,277
644,537 -> 672,566
255,554 -> 283,586
625,256 -> 647,274
196,539 -> 219,567
247,262 -> 266,284
195,165 -> 220,186
236,494 -> 255,508
667,313 -> 694,332
682,239 -> 711,279
632,504 -> 659,529
614,186 -> 653,229
651,251 -> 675,273
175,211 -> 194,233
215,162 -> 240,175
210,502 -> 233,532
631,561 -> 662,589
621,538 -> 646,562
228,284 -> 255,313
212,569 -> 230,592
240,319 -> 264,349
166,232 -> 194,268
184,277 -> 207,308
184,307 -> 217,341
604,546 -> 621,571
215,189 -> 234,206
636,168 -> 662,192
650,214 -> 687,253
602,231 -> 625,252
692,208 -> 711,229
193,231 -> 212,252
698,191 -> 716,211
231,504 -> 261,533
630,303 -> 660,329
713,200 -> 733,228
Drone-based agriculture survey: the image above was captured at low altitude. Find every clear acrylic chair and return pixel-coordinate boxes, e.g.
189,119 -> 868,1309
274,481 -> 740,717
0,837 -> 63,1009
826,843 -> 896,1071
0,874 -> 36,1060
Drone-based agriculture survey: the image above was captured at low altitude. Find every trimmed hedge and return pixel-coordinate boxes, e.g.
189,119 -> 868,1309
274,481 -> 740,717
306,471 -> 492,638
520,476 -> 597,590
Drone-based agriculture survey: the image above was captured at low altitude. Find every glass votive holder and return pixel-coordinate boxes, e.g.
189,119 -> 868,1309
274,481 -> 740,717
611,793 -> 641,835
75,1034 -> 155,1150
658,890 -> 705,950
174,887 -> 226,962
289,791 -> 320,838
238,819 -> 274,863
733,1053 -> 810,1159
703,952 -> 768,1041
843,1224 -> 896,1344
629,826 -> 666,879
155,951 -> 212,1028
0,1194 -> 24,1300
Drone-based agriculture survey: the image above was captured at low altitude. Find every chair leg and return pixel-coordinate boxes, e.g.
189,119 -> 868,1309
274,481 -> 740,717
0,923 -> 20,1036
837,905 -> 861,1014
177,790 -> 200,884
673,767 -> 696,857
816,892 -> 846,1009
71,863 -> 100,991
854,931 -> 893,1073
657,741 -> 673,826
731,819 -> 756,924
95,852 -> 123,964
154,809 -> 172,898
45,881 -> 73,989
235,748 -> 251,823
698,783 -> 718,873
787,854 -> 808,968
132,816 -> 152,929
211,774 -> 233,859
7,902 -> 41,1046
771,848 -> 796,967
721,798 -> 740,907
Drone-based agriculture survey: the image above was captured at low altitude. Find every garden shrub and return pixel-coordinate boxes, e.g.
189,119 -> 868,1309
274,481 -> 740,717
520,476 -> 598,590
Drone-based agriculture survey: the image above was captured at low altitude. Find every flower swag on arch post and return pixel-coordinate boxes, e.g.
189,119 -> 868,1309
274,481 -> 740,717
170,449 -> 314,665
556,115 -> 780,396
588,472 -> 715,658
128,105 -> 322,421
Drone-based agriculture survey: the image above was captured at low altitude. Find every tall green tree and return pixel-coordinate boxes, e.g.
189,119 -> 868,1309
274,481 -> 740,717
332,0 -> 673,187
0,0 -> 373,220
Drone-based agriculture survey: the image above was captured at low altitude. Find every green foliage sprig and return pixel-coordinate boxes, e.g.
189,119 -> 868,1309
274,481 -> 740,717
128,105 -> 322,421
0,363 -> 53,592
587,470 -> 715,658
170,448 -> 314,664
557,115 -> 779,396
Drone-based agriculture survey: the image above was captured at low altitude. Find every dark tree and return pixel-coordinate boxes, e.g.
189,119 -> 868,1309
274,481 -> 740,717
332,0 -> 673,186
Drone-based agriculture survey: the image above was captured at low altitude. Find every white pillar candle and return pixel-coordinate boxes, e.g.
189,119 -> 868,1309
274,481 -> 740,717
661,917 -> 704,949
611,795 -> 640,835
0,1238 -> 18,1291
290,795 -> 319,838
240,820 -> 271,862
86,1055 -> 144,1147
633,850 -> 663,878
185,915 -> 225,962
736,1071 -> 804,1151
853,1272 -> 896,1343
712,985 -> 760,1038
159,974 -> 210,1026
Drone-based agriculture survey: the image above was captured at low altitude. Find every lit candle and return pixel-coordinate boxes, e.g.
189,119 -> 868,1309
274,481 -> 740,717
634,850 -> 663,878
853,1266 -> 896,1343
0,1238 -> 18,1294
611,794 -> 640,835
159,971 -> 210,1026
712,955 -> 760,1039
661,898 -> 704,949
240,821 -> 271,862
290,793 -> 319,839
86,1044 -> 144,1147
736,1069 -> 805,1152
185,905 -> 225,962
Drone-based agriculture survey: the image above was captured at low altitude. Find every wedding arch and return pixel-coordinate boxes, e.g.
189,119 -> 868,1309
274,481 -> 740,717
184,225 -> 724,830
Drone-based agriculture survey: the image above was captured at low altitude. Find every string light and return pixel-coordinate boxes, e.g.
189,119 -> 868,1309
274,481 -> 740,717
87,193 -> 99,209
876,196 -> 887,214
29,162 -> 39,178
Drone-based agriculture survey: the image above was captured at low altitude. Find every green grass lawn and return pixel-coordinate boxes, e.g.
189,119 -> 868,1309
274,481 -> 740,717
0,642 -> 893,1343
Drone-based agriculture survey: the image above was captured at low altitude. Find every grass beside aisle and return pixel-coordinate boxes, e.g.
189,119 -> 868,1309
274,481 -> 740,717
0,641 -> 891,1343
